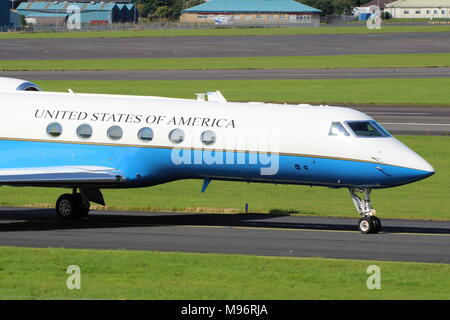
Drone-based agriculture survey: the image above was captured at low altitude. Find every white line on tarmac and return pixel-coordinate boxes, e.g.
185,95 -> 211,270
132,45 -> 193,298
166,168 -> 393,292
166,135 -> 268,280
381,122 -> 450,126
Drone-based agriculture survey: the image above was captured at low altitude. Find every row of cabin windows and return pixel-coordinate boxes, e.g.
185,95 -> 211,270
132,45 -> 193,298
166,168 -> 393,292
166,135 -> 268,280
404,9 -> 448,14
45,122 -> 217,145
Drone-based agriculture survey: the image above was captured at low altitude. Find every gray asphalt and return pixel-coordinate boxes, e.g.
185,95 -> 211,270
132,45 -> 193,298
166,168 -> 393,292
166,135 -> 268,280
1,32 -> 450,60
356,106 -> 450,135
2,67 -> 450,80
0,207 -> 449,263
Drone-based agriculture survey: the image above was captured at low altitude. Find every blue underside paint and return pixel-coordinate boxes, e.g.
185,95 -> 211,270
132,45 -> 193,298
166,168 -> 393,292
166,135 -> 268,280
0,140 -> 433,189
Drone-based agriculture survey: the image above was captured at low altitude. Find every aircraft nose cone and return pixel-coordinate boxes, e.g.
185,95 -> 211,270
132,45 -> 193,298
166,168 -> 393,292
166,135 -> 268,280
414,156 -> 435,174
407,155 -> 435,182
415,169 -> 435,180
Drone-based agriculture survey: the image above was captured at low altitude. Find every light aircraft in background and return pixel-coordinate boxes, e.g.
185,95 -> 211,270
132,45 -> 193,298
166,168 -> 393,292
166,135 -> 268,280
0,77 -> 434,234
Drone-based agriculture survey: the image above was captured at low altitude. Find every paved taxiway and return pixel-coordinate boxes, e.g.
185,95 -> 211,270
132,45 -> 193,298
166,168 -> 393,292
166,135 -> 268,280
2,67 -> 449,80
0,207 -> 449,263
1,32 -> 450,60
357,106 -> 450,135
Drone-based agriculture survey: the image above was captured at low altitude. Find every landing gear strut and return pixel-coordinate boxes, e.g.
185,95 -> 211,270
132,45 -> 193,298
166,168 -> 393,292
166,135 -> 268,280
55,189 -> 90,220
349,188 -> 381,234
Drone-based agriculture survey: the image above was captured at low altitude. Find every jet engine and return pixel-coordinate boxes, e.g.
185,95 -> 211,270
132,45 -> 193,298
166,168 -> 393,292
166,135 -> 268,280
0,77 -> 42,92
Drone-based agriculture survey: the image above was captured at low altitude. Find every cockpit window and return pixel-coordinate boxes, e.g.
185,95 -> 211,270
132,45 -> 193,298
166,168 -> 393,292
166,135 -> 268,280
329,122 -> 350,137
346,121 -> 391,137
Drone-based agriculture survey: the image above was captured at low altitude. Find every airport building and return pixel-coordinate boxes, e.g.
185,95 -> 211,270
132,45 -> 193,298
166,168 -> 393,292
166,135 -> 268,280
385,0 -> 450,19
16,1 -> 138,26
0,0 -> 11,30
180,0 -> 321,26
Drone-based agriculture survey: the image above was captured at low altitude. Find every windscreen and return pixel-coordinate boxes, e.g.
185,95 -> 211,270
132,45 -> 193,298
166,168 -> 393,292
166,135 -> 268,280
329,122 -> 350,137
346,121 -> 391,137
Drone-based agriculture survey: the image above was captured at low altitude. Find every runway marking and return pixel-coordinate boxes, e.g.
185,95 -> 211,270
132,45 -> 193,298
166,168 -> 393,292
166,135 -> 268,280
178,224 -> 450,237
368,112 -> 432,115
1,219 -> 449,237
381,122 -> 450,126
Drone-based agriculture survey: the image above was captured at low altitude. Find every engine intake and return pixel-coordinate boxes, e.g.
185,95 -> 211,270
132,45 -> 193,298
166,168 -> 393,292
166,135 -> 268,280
0,77 -> 42,92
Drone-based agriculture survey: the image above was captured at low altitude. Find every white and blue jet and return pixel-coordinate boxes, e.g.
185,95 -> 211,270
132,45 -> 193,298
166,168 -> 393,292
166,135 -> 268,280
0,77 -> 435,234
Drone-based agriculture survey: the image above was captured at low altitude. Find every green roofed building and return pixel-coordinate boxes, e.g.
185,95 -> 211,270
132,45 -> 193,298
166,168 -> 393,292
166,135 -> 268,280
180,0 -> 321,26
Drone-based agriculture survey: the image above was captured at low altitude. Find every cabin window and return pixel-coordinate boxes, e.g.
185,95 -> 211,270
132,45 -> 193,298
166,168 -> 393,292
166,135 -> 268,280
200,130 -> 217,145
169,128 -> 185,144
46,122 -> 62,137
345,121 -> 391,137
138,127 -> 154,142
107,125 -> 123,140
76,124 -> 93,139
329,122 -> 350,137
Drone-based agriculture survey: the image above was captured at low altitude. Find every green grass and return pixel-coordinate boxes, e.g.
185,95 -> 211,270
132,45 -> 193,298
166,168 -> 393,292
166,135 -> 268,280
34,78 -> 450,106
1,136 -> 448,221
0,246 -> 449,300
1,25 -> 450,39
2,53 -> 450,71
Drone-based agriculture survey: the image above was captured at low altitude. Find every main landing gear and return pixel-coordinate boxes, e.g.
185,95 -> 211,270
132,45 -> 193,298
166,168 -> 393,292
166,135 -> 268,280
55,188 -> 91,220
349,188 -> 381,234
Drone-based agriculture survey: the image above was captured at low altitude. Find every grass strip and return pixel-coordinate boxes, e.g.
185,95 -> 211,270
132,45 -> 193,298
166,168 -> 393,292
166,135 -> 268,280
33,78 -> 450,106
1,53 -> 450,71
1,25 -> 450,39
0,246 -> 449,300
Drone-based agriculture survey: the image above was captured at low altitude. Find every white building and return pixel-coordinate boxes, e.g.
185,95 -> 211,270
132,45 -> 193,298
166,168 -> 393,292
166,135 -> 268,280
385,0 -> 450,19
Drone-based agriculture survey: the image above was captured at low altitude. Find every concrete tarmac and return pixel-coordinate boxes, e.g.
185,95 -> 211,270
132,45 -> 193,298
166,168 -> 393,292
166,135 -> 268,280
356,106 -> 450,135
2,67 -> 449,80
0,207 -> 449,263
1,32 -> 450,60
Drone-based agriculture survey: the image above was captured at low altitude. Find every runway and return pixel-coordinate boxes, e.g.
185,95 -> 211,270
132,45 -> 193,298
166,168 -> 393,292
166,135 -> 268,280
0,207 -> 449,263
1,32 -> 450,60
356,106 -> 450,135
2,67 -> 450,80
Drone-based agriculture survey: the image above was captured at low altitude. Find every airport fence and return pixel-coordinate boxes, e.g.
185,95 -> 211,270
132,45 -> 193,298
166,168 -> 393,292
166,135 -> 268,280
4,19 -> 324,33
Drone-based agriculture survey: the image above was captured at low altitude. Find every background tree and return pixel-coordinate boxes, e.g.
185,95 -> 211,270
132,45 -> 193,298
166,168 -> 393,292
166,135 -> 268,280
154,5 -> 172,19
299,0 -> 369,15
136,0 -> 183,20
185,0 -> 205,9
301,0 -> 334,15
333,0 -> 354,14
19,14 -> 27,27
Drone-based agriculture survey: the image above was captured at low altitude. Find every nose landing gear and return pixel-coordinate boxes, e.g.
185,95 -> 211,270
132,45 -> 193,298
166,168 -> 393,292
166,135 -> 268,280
349,188 -> 381,234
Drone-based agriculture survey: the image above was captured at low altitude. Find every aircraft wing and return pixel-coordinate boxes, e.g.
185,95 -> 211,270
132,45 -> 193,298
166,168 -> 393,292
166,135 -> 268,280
0,166 -> 126,187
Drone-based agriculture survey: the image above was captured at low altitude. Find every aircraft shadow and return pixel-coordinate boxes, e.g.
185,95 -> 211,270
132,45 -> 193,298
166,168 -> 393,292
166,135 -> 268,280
0,208 -> 449,235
